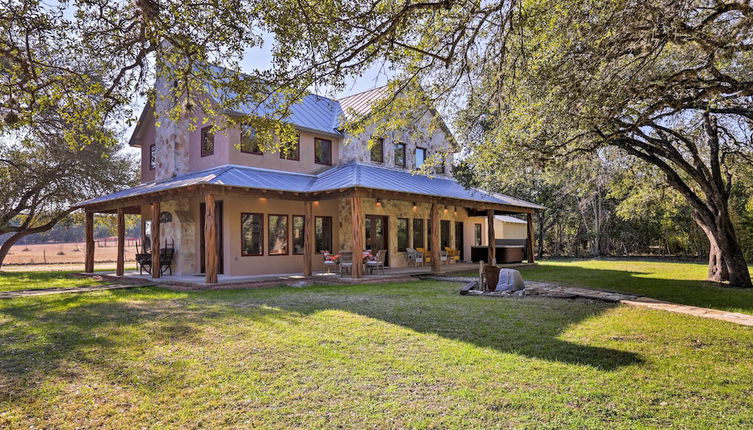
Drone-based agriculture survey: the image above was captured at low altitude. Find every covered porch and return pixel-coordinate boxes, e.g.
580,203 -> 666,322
75,163 -> 541,284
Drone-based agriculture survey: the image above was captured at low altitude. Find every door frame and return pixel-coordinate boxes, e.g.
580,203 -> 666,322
454,221 -> 464,261
365,214 -> 389,267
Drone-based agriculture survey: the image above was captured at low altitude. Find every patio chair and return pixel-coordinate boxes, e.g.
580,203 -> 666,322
136,239 -> 151,275
439,249 -> 449,264
339,251 -> 353,276
406,248 -> 424,267
159,240 -> 175,276
366,250 -> 387,275
416,248 -> 432,265
322,251 -> 339,273
444,247 -> 461,264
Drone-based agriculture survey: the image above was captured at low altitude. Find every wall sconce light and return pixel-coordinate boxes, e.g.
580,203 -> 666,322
454,206 -> 458,215
376,199 -> 383,207
412,202 -> 418,210
444,205 -> 449,213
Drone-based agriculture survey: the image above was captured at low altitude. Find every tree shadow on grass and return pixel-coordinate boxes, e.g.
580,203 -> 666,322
516,262 -> 753,314
0,283 -> 642,405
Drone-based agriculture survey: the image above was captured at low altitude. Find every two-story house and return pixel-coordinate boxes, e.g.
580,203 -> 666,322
75,79 -> 541,283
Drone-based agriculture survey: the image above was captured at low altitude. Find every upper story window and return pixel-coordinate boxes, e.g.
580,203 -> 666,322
149,144 -> 156,170
435,154 -> 446,174
280,135 -> 300,160
370,138 -> 384,163
201,126 -> 214,157
415,147 -> 427,168
394,142 -> 406,167
315,138 -> 332,165
240,124 -> 262,154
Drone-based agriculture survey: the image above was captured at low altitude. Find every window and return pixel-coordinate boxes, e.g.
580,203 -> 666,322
426,218 -> 431,250
241,213 -> 263,256
412,218 -> 424,249
315,138 -> 332,165
394,143 -> 406,167
268,214 -> 288,255
149,144 -> 156,170
280,135 -> 300,160
315,216 -> 332,253
441,220 -> 451,249
370,138 -> 384,163
201,126 -> 214,157
474,223 -> 482,246
292,215 -> 305,255
240,124 -> 263,154
397,218 -> 409,252
415,147 -> 427,168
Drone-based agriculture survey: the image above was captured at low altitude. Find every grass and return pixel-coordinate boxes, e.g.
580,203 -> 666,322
1,275 -> 753,428
0,271 -> 105,292
465,259 -> 753,315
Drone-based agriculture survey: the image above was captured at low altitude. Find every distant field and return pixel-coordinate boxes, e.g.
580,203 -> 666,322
4,242 -> 138,266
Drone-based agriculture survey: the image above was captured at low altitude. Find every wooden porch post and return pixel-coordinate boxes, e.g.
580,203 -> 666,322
84,211 -> 95,273
116,208 -> 125,276
140,209 -> 147,252
430,201 -> 441,273
303,200 -> 314,276
151,202 -> 161,278
487,209 -> 496,265
526,212 -> 535,264
204,193 -> 218,283
351,193 -> 364,278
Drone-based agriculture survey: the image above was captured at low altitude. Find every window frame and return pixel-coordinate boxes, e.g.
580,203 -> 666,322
267,214 -> 289,256
415,146 -> 427,168
397,217 -> 409,252
474,223 -> 482,246
314,137 -> 332,166
200,126 -> 214,157
315,216 -> 333,253
394,142 -> 406,167
149,144 -> 156,170
240,212 -> 264,256
292,215 -> 305,255
240,124 -> 263,155
412,218 -> 424,250
280,135 -> 300,161
370,137 -> 384,163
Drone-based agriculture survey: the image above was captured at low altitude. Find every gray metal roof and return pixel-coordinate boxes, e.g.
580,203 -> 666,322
495,215 -> 528,224
76,163 -> 542,210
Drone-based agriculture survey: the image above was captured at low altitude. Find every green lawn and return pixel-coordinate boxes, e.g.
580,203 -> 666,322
1,276 -> 753,428
0,271 -> 104,292
478,259 -> 753,315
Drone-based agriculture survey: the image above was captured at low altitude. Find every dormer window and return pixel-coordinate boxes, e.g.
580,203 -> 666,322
280,135 -> 300,160
415,147 -> 427,168
240,124 -> 262,154
370,138 -> 384,163
394,143 -> 406,167
201,126 -> 214,157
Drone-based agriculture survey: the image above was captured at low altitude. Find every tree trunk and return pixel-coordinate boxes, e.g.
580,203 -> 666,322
0,230 -> 36,268
693,209 -> 751,287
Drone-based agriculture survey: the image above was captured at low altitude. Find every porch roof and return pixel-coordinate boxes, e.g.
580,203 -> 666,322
75,163 -> 543,210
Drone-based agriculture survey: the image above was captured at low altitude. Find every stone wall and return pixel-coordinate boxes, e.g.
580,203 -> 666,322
153,76 -> 191,181
157,199 -> 197,275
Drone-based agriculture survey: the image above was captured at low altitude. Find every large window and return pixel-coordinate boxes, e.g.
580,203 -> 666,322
315,216 -> 333,253
397,218 -> 409,252
412,218 -> 424,249
292,215 -> 305,255
394,143 -> 406,167
241,213 -> 263,256
315,138 -> 332,165
280,135 -> 300,160
415,147 -> 427,168
441,220 -> 451,249
149,144 -> 156,170
268,214 -> 288,255
240,124 -> 263,154
370,138 -> 384,163
201,126 -> 214,157
474,223 -> 482,246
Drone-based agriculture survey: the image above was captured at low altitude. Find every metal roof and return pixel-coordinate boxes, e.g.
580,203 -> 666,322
495,215 -> 528,224
76,163 -> 543,210
337,86 -> 390,122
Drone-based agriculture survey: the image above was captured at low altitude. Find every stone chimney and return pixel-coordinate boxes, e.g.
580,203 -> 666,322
153,71 -> 191,181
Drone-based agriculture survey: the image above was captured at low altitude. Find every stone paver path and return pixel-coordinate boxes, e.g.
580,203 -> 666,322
0,283 -> 150,299
431,275 -> 753,327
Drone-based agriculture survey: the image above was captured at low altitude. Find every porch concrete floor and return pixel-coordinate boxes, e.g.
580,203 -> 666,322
89,262 -> 533,289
